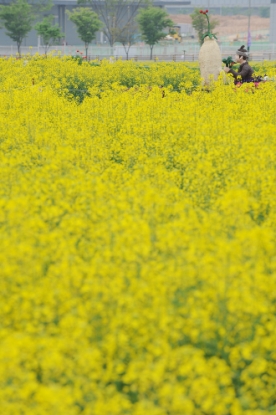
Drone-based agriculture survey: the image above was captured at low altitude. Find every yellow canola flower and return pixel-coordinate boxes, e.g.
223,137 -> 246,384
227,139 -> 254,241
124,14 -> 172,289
0,57 -> 276,415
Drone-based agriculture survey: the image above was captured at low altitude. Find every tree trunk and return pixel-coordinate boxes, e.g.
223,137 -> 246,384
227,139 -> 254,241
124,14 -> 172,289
150,45 -> 154,60
17,41 -> 21,57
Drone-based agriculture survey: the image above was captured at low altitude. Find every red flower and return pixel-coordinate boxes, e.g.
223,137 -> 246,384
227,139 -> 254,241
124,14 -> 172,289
200,10 -> 203,13
206,9 -> 208,13
76,50 -> 79,52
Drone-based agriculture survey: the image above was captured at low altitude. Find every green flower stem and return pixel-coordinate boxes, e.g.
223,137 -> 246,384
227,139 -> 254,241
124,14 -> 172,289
206,13 -> 210,33
202,12 -> 217,41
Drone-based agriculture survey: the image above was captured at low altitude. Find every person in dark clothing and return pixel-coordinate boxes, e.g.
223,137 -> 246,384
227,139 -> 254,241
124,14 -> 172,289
224,45 -> 254,84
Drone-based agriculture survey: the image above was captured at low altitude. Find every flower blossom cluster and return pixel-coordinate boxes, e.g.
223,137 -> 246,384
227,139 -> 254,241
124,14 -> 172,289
0,56 -> 276,415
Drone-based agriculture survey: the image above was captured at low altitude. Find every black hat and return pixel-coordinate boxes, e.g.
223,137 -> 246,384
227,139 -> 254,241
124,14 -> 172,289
236,45 -> 248,58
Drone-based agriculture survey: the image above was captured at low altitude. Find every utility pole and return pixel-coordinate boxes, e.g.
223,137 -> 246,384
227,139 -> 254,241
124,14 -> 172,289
247,0 -> 251,52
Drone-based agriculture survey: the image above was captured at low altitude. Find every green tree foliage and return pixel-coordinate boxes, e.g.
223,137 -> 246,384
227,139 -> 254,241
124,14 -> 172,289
35,16 -> 64,55
32,0 -> 53,15
66,7 -> 102,58
190,8 -> 218,45
137,7 -> 173,60
259,7 -> 270,18
0,0 -> 34,56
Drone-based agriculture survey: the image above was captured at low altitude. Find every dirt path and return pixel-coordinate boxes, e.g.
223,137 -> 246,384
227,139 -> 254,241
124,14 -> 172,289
170,14 -> 270,37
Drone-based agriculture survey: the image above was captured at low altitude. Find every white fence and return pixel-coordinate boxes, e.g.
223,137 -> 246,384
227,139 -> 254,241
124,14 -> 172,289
1,44 -> 276,62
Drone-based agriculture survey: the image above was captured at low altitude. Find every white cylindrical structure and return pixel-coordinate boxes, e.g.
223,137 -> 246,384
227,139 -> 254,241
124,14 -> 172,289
198,37 -> 222,84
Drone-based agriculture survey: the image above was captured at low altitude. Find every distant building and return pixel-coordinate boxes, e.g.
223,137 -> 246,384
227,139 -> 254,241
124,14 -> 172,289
0,0 -> 275,47
0,0 -> 191,47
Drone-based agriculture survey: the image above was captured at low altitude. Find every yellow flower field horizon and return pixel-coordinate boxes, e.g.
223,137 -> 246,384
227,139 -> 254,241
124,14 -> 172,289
0,57 -> 276,415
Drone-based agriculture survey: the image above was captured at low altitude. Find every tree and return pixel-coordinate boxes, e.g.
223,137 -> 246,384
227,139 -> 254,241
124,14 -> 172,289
32,0 -> 53,15
35,16 -> 64,55
190,8 -> 218,45
78,0 -> 145,50
66,7 -> 102,58
0,0 -> 34,56
137,7 -> 173,60
117,19 -> 139,60
259,7 -> 269,18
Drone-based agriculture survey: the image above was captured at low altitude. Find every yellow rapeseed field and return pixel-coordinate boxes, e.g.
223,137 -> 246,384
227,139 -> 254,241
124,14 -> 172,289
0,56 -> 276,415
